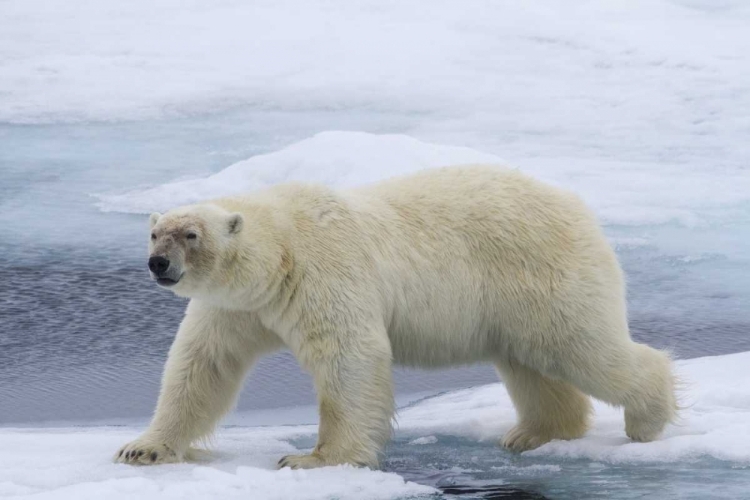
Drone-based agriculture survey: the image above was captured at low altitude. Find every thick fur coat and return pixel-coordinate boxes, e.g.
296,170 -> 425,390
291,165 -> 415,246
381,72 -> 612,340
115,165 -> 676,468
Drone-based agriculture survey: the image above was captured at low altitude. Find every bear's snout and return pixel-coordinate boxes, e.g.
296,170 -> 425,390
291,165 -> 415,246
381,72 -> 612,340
148,256 -> 170,276
148,255 -> 183,287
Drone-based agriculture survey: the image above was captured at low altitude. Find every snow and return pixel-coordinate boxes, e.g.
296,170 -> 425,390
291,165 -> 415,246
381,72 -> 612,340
94,131 -> 504,214
5,0 -> 750,251
1,352 -> 748,499
408,436 -> 438,446
399,351 -> 750,465
95,130 -> 750,232
2,0 -> 749,172
0,427 -> 433,499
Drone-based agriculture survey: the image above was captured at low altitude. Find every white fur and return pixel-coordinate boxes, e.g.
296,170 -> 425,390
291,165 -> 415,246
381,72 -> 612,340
115,165 -> 677,468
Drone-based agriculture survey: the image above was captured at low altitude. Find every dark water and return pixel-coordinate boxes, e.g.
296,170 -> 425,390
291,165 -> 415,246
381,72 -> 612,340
273,434 -> 750,500
1,250 -> 748,425
0,256 -> 501,424
397,438 -> 750,500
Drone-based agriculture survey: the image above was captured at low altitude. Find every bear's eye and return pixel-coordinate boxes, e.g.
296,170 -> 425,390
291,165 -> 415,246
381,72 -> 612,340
186,232 -> 197,240
150,232 -> 157,241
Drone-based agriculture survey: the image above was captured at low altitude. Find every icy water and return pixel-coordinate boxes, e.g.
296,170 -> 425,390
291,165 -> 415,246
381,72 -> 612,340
384,436 -> 750,500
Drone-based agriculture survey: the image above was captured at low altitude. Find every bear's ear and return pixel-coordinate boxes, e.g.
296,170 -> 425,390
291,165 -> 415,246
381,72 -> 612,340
149,212 -> 162,228
227,213 -> 244,235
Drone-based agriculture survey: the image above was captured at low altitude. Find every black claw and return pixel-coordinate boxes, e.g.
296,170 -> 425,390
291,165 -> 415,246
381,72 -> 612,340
136,450 -> 144,458
150,452 -> 158,462
118,450 -> 123,458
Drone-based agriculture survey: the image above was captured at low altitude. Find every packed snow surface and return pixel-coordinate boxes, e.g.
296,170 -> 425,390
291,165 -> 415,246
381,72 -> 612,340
1,352 -> 748,499
2,0 -> 749,158
2,0 -> 749,180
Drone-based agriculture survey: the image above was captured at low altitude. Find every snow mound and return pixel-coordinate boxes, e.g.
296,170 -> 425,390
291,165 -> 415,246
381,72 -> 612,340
94,131 -> 504,214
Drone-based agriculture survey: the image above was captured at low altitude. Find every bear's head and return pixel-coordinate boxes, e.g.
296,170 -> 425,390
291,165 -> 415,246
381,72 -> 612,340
147,204 -> 245,297
148,201 -> 293,306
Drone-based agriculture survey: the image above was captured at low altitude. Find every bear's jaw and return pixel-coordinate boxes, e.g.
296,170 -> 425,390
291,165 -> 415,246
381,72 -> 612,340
156,277 -> 178,287
155,273 -> 183,288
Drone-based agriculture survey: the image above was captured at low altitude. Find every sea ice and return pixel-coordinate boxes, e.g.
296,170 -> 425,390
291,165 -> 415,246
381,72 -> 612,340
1,352 -> 747,499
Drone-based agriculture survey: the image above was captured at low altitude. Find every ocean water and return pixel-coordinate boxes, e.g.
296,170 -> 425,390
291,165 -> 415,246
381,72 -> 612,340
390,437 -> 750,500
385,437 -> 750,500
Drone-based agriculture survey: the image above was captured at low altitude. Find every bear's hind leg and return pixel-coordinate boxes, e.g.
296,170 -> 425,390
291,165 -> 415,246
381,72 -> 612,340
496,360 -> 591,452
623,344 -> 677,442
556,340 -> 677,443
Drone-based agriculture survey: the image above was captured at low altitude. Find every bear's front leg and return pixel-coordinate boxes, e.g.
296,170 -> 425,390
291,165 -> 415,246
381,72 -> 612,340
115,301 -> 282,465
279,324 -> 394,469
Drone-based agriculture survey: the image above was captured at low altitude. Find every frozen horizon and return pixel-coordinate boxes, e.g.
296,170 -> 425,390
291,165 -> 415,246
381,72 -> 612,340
1,0 -> 749,172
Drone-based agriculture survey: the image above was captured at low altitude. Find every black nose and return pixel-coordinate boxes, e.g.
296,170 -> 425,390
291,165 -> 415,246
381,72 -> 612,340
148,256 -> 170,275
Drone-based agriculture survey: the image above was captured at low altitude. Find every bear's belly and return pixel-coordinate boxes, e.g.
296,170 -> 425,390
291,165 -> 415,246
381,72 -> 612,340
386,310 -> 500,369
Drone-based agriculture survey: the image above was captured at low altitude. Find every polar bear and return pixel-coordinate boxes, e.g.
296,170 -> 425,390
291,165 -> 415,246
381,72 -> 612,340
115,165 -> 676,468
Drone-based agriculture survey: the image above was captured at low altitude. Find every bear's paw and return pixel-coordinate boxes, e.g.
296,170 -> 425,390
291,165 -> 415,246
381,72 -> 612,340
114,437 -> 179,465
501,425 -> 552,452
277,453 -> 329,470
